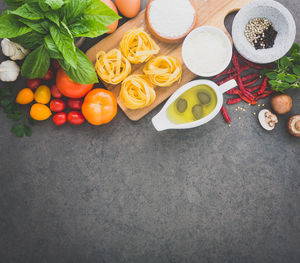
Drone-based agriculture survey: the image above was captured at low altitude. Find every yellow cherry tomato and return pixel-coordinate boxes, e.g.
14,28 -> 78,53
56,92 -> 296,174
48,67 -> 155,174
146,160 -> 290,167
16,88 -> 34,104
35,85 -> 51,104
30,103 -> 52,121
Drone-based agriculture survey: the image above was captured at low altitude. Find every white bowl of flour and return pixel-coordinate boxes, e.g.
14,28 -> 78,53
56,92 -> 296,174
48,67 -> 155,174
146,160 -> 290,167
182,26 -> 233,77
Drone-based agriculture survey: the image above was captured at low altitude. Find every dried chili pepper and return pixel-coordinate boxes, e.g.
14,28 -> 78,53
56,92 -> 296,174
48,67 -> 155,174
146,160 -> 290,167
243,78 -> 259,87
221,106 -> 231,123
227,98 -> 242,105
255,90 -> 274,100
213,65 -> 250,80
216,72 -> 237,85
237,76 -> 256,100
258,77 -> 269,95
226,88 -> 240,95
242,73 -> 260,82
238,54 -> 263,69
246,85 -> 260,92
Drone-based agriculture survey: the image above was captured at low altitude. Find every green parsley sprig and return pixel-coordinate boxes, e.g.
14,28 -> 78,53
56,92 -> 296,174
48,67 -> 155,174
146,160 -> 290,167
261,43 -> 300,92
0,88 -> 35,138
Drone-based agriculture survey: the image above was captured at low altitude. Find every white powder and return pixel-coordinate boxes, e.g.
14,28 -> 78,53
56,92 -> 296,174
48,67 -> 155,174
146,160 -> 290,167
183,30 -> 228,75
149,0 -> 195,38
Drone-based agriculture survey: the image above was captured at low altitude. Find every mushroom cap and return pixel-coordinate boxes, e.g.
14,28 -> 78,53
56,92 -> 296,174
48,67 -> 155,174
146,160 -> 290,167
287,115 -> 300,137
258,109 -> 278,131
270,94 -> 293,115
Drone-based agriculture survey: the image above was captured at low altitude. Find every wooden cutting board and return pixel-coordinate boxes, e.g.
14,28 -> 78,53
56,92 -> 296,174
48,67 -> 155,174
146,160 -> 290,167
86,0 -> 252,121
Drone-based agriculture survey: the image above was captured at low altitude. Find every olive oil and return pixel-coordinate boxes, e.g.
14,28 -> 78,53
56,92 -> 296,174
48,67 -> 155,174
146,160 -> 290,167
167,85 -> 217,124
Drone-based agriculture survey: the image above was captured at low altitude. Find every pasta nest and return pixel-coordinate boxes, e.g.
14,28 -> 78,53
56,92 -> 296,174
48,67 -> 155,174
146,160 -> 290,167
120,74 -> 156,109
143,56 -> 182,87
120,28 -> 160,64
95,49 -> 131,85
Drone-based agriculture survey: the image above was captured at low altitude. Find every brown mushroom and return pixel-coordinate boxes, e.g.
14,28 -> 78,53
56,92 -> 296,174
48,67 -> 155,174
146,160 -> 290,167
287,115 -> 300,138
270,94 -> 293,114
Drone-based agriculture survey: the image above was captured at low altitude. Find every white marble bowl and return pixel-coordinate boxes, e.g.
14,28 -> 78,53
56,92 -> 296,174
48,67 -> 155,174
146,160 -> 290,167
232,0 -> 296,64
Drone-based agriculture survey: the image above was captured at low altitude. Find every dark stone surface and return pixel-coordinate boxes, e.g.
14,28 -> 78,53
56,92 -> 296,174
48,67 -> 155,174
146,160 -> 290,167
0,1 -> 299,262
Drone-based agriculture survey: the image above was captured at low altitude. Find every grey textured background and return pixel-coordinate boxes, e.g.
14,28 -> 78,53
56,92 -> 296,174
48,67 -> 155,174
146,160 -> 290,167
0,0 -> 299,262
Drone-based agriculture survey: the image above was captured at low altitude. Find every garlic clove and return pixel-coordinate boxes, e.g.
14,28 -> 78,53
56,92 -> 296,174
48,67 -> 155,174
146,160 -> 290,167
1,38 -> 29,61
258,109 -> 278,131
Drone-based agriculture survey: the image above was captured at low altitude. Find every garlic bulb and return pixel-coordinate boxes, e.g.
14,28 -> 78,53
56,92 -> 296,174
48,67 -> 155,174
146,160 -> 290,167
1,38 -> 29,60
0,60 -> 20,82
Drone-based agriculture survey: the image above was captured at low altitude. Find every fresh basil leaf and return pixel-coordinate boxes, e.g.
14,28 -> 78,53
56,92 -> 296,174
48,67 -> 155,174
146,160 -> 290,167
292,65 -> 300,75
49,23 -> 77,69
44,35 -> 64,59
39,0 -> 50,12
0,14 -> 32,38
19,18 -> 49,34
60,0 -> 90,23
11,123 -> 25,138
284,74 -> 297,83
4,0 -> 25,9
11,31 -> 44,49
24,125 -> 32,137
69,15 -> 108,37
21,45 -> 50,79
45,10 -> 60,26
265,72 -> 277,80
279,56 -> 291,68
44,0 -> 70,10
59,48 -> 98,84
84,0 -> 121,26
277,73 -> 285,81
289,43 -> 300,54
8,3 -> 44,20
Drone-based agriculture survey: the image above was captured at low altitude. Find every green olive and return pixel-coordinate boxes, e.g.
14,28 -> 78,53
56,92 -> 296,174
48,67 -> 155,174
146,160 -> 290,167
197,92 -> 211,105
192,104 -> 203,120
176,98 -> 187,113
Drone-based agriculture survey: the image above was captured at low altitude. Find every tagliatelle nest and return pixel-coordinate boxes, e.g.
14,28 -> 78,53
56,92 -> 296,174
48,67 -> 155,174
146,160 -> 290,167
95,49 -> 131,85
120,74 -> 156,110
120,28 -> 160,64
143,55 -> 182,87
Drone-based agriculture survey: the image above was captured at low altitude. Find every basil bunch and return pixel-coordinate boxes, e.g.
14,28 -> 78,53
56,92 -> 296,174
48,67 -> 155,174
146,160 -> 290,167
0,0 -> 120,84
262,43 -> 300,92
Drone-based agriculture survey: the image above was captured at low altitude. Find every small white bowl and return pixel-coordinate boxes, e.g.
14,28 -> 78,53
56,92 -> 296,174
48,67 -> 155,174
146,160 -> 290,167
152,78 -> 237,131
182,26 -> 233,77
232,0 -> 296,64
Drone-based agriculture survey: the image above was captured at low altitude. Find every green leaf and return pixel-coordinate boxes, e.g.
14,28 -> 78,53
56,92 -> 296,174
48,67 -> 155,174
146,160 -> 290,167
292,65 -> 300,75
39,0 -> 50,12
4,0 -> 25,9
11,31 -> 44,49
11,123 -> 25,138
49,23 -> 77,69
21,45 -> 50,79
277,73 -> 285,81
44,0 -> 71,10
24,125 -> 32,137
0,88 -> 11,97
44,10 -> 60,26
69,15 -> 108,37
44,35 -> 63,59
291,52 -> 300,61
59,48 -> 98,84
265,72 -> 277,80
19,18 -> 49,34
7,112 -> 22,121
289,43 -> 300,54
0,14 -> 32,38
8,3 -> 44,20
84,0 -> 121,27
28,116 -> 36,126
60,0 -> 90,23
279,56 -> 291,68
0,98 -> 12,107
284,74 -> 297,83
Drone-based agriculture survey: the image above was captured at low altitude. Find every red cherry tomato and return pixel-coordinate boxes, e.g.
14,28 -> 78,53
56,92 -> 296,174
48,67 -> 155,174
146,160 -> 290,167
51,84 -> 63,99
43,68 -> 54,80
26,78 -> 41,90
67,111 -> 85,125
56,68 -> 93,98
50,99 -> 66,112
53,112 -> 67,126
67,99 -> 82,110
52,59 -> 60,71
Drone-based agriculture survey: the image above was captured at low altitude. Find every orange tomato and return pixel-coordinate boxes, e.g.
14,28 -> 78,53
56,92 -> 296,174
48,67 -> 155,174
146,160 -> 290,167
56,68 -> 93,98
101,0 -> 119,33
82,89 -> 117,125
16,88 -> 34,104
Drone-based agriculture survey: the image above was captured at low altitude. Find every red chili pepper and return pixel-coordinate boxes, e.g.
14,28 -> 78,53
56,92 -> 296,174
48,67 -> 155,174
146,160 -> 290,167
239,94 -> 257,105
246,85 -> 260,92
213,67 -> 236,80
216,72 -> 237,85
238,54 -> 264,69
255,90 -> 274,100
243,78 -> 259,87
226,88 -> 240,95
221,106 -> 231,123
237,76 -> 255,100
227,98 -> 242,105
241,73 -> 260,82
258,77 -> 269,95
232,51 -> 241,72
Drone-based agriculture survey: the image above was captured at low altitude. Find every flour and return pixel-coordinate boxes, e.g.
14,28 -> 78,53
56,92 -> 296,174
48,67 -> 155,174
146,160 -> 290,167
148,0 -> 195,38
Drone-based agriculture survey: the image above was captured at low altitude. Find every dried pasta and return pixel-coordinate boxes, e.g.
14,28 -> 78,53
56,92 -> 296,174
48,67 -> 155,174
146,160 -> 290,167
120,74 -> 156,109
95,49 -> 131,85
120,28 -> 160,64
143,56 -> 182,87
